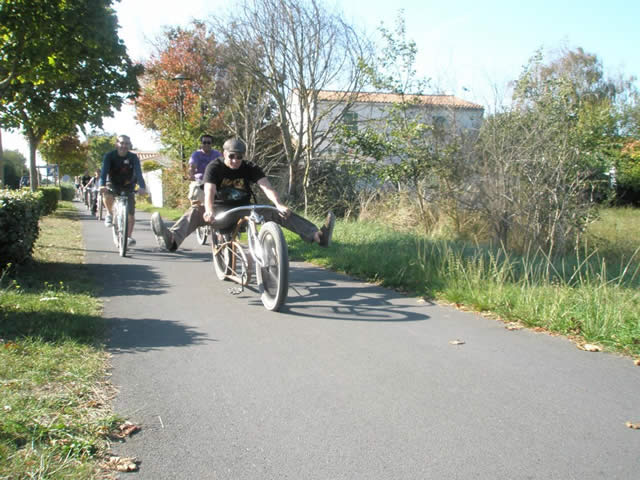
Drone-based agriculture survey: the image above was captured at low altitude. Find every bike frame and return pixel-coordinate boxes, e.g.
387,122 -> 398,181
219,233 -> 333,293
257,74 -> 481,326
213,205 -> 275,268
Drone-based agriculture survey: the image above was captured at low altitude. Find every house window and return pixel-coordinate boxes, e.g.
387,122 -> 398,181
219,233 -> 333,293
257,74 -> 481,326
433,116 -> 446,129
342,111 -> 358,133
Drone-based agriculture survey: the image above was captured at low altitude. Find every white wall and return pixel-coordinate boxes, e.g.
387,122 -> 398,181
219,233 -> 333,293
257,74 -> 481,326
143,169 -> 163,208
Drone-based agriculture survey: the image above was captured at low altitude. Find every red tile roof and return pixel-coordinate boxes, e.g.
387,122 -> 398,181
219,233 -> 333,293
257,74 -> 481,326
316,90 -> 484,110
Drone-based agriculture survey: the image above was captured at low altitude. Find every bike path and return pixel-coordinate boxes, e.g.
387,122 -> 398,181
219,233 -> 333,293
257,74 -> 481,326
78,205 -> 640,479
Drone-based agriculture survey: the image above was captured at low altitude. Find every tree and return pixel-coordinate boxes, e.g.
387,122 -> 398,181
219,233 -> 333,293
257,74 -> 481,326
39,132 -> 88,178
0,0 -> 141,191
86,132 -> 117,172
334,13 -> 477,231
1,149 -> 27,188
135,21 -> 227,161
513,47 -> 628,194
470,49 -> 612,253
212,0 -> 370,207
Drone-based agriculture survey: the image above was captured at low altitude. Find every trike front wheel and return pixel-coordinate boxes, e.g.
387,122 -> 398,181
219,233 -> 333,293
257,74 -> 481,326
256,222 -> 288,311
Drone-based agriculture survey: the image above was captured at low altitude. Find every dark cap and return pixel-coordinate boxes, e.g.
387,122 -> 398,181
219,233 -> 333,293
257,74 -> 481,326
223,138 -> 246,153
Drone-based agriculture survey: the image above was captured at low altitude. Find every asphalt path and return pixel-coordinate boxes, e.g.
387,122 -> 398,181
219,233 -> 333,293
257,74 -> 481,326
78,203 -> 640,479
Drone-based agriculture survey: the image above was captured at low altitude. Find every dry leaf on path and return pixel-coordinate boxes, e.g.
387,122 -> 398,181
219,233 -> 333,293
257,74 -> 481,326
111,421 -> 141,439
577,343 -> 601,352
102,456 -> 139,472
449,340 -> 465,345
625,421 -> 640,430
634,359 -> 640,366
505,323 -> 523,331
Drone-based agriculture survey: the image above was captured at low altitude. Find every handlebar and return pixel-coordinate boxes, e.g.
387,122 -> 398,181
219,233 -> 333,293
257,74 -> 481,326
214,204 -> 279,222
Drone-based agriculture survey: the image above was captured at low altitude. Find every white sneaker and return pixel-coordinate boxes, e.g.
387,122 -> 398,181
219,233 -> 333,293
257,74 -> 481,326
127,237 -> 136,246
104,214 -> 113,228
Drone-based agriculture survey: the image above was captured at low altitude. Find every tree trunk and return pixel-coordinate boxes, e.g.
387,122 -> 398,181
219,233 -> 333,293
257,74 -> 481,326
0,129 -> 4,188
28,132 -> 43,192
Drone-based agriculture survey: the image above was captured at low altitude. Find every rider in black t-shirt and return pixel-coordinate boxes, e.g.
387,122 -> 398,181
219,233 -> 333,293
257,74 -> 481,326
151,138 -> 335,252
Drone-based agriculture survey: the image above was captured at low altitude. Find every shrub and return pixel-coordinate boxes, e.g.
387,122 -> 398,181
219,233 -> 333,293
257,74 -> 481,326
0,189 -> 42,269
142,160 -> 162,172
161,163 -> 190,209
59,182 -> 76,201
37,186 -> 60,215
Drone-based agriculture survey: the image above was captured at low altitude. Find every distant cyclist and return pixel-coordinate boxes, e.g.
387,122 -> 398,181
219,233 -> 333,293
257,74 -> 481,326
99,135 -> 146,246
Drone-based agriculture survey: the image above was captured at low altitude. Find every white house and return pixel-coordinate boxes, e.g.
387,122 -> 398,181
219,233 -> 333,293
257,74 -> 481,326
289,89 -> 485,159
135,150 -> 172,208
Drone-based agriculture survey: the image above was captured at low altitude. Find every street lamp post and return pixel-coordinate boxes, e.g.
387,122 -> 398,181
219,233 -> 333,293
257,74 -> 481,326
172,73 -> 189,165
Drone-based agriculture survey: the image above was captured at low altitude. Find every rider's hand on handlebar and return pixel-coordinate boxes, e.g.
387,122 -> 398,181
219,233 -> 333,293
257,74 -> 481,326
203,211 -> 215,224
276,204 -> 291,219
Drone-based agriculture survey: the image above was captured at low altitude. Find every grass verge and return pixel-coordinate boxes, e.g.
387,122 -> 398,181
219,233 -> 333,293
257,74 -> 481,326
286,211 -> 640,359
0,201 -> 118,480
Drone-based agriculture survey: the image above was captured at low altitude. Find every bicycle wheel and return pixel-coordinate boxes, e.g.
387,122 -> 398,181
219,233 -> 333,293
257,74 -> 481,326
98,193 -> 104,221
196,225 -> 208,245
256,222 -> 288,311
117,199 -> 129,257
212,232 -> 231,280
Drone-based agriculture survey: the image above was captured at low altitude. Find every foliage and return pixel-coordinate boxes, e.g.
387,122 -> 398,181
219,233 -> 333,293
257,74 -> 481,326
302,159 -> 373,218
39,131 -> 88,177
616,140 -> 640,203
162,162 -> 191,209
512,47 -> 625,200
85,132 -> 116,173
142,160 -> 162,172
59,182 -> 76,201
0,188 -> 42,269
37,186 -> 60,215
0,0 -> 142,190
135,21 -> 227,162
1,149 -> 27,188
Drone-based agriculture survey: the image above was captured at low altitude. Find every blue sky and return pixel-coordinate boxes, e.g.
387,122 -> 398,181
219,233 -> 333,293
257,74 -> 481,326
3,0 -> 639,157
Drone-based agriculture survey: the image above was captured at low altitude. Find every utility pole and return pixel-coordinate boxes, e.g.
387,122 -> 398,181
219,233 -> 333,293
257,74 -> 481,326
172,73 -> 189,166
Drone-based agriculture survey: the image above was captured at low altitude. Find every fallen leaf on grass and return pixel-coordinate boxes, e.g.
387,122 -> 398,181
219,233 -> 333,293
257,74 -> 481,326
102,456 -> 139,472
577,343 -> 602,352
111,421 -> 141,439
626,421 -> 640,430
449,340 -> 465,345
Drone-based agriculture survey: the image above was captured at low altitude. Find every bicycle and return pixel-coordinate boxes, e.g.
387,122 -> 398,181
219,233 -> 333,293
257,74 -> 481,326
210,205 -> 289,311
96,190 -> 104,221
111,191 -> 130,257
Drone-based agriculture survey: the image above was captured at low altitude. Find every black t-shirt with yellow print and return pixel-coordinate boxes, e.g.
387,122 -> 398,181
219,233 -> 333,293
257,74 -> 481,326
203,158 -> 266,207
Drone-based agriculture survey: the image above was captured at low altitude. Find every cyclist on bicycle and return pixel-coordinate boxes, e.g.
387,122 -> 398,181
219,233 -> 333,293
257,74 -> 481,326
151,138 -> 334,251
99,135 -> 146,246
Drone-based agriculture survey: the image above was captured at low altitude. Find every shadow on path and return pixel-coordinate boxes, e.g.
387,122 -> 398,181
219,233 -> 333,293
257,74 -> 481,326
245,265 -> 433,323
86,262 -> 170,297
108,317 -> 215,354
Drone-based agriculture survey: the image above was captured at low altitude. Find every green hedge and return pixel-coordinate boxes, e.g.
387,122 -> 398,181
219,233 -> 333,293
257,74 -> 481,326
60,183 -> 76,201
37,186 -> 60,215
0,189 -> 43,269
